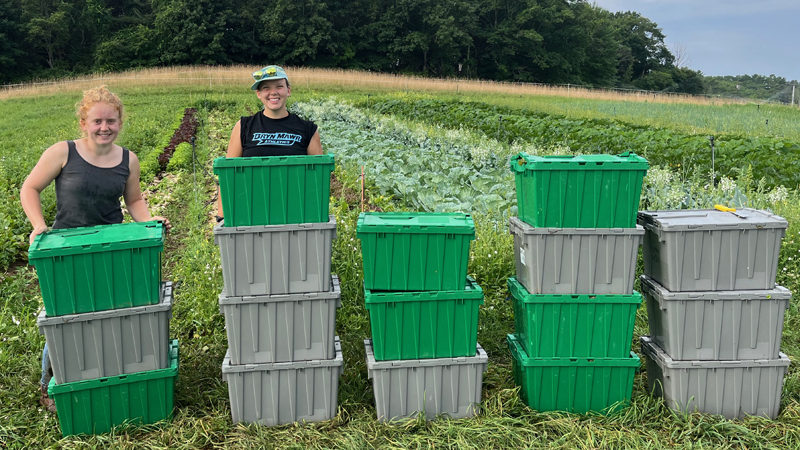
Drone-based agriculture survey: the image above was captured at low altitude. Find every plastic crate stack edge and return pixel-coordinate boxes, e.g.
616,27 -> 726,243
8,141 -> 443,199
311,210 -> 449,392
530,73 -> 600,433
214,155 -> 342,426
357,211 -> 487,422
637,207 -> 791,419
30,221 -> 176,437
507,152 -> 646,414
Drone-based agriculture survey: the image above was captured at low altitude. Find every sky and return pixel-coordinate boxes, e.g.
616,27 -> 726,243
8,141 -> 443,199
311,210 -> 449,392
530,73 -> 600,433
591,0 -> 800,82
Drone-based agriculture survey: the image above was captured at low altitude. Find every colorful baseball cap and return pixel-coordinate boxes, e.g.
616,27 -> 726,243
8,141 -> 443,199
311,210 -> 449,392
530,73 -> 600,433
251,65 -> 289,90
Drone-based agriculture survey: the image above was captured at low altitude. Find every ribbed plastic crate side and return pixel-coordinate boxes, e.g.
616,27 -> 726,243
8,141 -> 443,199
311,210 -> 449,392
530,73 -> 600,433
641,221 -> 785,292
641,276 -> 790,360
513,166 -> 645,228
216,218 -> 335,296
511,299 -> 639,359
222,339 -> 343,425
215,157 -> 334,227
220,285 -> 341,364
510,218 -> 643,295
34,245 -> 162,316
366,296 -> 482,360
50,340 -> 178,436
508,278 -> 641,358
508,335 -> 639,414
359,231 -> 472,291
365,339 -> 488,421
641,336 -> 789,419
39,284 -> 172,383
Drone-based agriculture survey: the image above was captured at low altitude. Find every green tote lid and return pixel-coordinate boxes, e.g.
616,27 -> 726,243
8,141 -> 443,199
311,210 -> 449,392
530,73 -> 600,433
29,221 -> 164,259
510,152 -> 649,173
357,212 -> 475,235
213,154 -> 334,172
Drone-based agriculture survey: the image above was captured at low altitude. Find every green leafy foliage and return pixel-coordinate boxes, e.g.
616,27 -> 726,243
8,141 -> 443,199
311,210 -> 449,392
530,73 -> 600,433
294,99 -> 522,219
166,142 -> 194,171
138,109 -> 186,183
356,96 -> 800,189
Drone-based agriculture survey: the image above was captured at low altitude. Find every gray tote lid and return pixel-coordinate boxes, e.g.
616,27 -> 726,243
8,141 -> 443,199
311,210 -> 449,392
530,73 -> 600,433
638,208 -> 787,233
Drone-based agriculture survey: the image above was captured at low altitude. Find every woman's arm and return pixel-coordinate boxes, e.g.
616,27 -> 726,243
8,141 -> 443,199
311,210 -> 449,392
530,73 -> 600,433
307,129 -> 323,155
20,142 -> 69,244
226,120 -> 243,158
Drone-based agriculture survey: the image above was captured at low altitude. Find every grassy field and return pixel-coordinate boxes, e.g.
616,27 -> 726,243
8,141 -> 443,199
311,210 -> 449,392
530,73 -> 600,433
2,68 -> 800,448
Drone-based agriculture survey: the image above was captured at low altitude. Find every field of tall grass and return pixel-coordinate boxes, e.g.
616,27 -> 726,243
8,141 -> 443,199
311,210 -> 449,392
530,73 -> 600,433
2,68 -> 800,448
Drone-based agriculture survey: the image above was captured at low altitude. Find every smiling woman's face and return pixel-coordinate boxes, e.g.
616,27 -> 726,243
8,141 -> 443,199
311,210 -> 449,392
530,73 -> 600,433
256,78 -> 291,114
80,102 -> 121,144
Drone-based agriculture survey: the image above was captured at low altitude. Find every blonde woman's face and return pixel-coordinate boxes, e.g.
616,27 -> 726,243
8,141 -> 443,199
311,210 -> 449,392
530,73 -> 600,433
80,102 -> 121,144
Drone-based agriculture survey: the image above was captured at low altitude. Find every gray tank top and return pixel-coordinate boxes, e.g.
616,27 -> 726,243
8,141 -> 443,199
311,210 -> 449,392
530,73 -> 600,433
53,140 -> 130,229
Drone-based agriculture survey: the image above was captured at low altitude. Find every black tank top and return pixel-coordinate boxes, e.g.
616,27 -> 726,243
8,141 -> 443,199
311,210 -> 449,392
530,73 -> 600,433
240,112 -> 318,157
53,140 -> 130,229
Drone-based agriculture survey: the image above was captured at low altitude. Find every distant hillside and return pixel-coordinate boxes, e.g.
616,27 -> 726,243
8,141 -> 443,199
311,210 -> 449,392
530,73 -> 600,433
704,74 -> 798,103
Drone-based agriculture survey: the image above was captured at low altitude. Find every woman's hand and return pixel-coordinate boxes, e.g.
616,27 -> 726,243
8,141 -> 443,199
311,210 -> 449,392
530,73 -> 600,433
152,216 -> 172,233
29,225 -> 49,245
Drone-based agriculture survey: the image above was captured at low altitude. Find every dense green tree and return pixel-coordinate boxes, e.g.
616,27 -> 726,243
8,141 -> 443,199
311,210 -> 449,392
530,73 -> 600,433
670,66 -> 705,94
258,0 -> 335,65
152,0 -> 233,65
632,69 -> 673,91
106,0 -> 153,26
94,24 -> 159,70
0,0 -> 29,83
220,0 -> 270,64
473,0 -> 543,80
19,0 -> 110,75
574,3 -> 618,86
368,0 -> 476,76
320,0 -> 385,69
611,11 -> 673,84
473,0 -> 617,85
524,0 -> 591,83
21,0 -> 74,70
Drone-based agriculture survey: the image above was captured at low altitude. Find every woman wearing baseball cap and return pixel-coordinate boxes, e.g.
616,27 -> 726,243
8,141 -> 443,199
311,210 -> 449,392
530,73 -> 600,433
215,65 -> 323,222
227,65 -> 322,157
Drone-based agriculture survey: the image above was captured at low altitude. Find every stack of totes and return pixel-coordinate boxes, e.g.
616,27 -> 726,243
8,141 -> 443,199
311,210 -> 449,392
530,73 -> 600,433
638,208 -> 791,419
214,155 -> 343,426
357,212 -> 487,421
506,153 -> 648,414
30,222 -> 177,437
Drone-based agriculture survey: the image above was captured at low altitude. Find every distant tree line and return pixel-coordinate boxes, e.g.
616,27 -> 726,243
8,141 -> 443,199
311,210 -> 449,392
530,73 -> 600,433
2,0 -> 706,93
704,74 -> 798,103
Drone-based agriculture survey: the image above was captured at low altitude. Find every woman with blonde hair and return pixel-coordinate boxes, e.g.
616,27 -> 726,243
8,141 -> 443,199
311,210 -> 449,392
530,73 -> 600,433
20,85 -> 169,411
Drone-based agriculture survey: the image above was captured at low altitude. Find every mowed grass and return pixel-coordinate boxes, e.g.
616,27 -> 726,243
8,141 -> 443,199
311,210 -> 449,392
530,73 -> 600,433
1,70 -> 800,448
